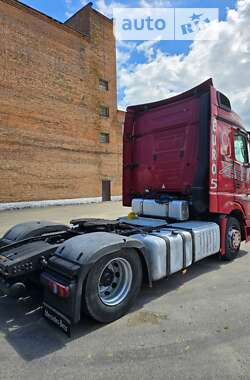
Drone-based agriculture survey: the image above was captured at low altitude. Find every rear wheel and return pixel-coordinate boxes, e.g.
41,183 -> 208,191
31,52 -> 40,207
83,249 -> 142,323
222,217 -> 241,261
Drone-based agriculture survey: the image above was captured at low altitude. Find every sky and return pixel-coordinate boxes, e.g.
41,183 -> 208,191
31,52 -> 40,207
20,0 -> 250,127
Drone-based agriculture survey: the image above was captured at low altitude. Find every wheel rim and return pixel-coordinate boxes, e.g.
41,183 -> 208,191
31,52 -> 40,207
98,258 -> 133,306
228,225 -> 241,251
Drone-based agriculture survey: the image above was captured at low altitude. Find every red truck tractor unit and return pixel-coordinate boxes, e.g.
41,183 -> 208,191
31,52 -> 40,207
0,79 -> 249,335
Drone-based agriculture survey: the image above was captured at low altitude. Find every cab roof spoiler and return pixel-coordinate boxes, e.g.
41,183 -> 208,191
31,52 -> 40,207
127,78 -> 213,113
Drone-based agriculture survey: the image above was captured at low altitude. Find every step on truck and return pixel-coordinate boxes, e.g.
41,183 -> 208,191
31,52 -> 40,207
0,79 -> 250,335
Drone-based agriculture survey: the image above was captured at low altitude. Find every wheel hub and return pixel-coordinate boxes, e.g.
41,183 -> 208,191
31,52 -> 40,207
228,228 -> 241,251
100,269 -> 114,287
98,258 -> 133,306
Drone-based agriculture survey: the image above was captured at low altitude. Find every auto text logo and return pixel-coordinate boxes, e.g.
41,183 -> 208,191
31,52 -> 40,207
113,8 -> 219,41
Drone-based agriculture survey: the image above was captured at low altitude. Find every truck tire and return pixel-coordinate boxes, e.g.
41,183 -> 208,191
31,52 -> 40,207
83,249 -> 142,323
222,217 -> 241,261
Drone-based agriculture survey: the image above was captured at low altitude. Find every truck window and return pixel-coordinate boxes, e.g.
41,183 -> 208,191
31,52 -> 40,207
234,132 -> 248,164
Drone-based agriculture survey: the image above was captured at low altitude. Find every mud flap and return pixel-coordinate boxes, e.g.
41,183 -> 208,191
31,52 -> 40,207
43,303 -> 72,337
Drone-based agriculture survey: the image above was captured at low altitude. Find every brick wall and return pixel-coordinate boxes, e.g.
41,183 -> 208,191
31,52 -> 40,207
0,0 -> 125,202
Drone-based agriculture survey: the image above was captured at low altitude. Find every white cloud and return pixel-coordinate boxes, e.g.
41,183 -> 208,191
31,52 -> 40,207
94,0 -> 127,18
120,0 -> 250,127
136,40 -> 160,61
116,49 -> 130,67
65,0 -> 73,18
93,0 -> 172,18
117,40 -> 138,50
139,0 -> 171,7
116,41 -> 137,78
65,11 -> 73,18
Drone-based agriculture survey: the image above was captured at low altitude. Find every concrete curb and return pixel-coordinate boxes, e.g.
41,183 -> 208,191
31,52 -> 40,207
0,196 -> 122,211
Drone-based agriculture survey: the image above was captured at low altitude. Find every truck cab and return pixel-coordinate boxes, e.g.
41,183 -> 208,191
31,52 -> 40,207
123,79 -> 250,255
209,88 -> 250,233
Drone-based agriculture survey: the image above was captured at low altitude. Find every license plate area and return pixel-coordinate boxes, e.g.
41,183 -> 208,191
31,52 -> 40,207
43,303 -> 71,336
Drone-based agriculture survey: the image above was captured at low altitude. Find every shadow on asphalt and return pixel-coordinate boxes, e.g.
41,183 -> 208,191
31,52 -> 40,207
0,249 -> 247,361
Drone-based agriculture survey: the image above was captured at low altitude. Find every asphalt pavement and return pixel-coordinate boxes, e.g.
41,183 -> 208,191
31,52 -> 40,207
0,202 -> 250,380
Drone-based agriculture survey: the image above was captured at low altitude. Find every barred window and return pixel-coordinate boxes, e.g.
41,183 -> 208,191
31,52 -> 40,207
99,106 -> 109,117
100,133 -> 110,144
99,79 -> 109,91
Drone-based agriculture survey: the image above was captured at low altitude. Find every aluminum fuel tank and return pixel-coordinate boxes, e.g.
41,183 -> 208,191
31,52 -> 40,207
168,221 -> 220,262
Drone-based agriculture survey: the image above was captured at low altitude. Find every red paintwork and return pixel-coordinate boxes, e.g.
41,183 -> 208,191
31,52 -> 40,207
209,85 -> 250,241
219,215 -> 228,256
124,97 -> 199,195
123,79 -> 250,241
123,80 -> 211,205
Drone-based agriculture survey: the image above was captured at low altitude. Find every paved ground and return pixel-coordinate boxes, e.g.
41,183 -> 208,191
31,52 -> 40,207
0,202 -> 250,380
0,201 -> 130,236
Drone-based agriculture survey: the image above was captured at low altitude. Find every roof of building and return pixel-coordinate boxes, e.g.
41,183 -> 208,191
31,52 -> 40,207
2,0 -> 112,40
65,1 -> 113,25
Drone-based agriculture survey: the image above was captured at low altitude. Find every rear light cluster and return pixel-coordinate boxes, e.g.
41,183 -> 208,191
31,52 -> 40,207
43,274 -> 70,298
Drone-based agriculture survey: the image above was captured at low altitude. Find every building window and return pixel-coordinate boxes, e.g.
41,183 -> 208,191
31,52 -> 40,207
99,105 -> 109,117
100,133 -> 110,144
99,79 -> 109,91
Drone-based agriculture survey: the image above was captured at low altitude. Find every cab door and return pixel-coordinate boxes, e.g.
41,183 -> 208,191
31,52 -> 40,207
233,129 -> 250,217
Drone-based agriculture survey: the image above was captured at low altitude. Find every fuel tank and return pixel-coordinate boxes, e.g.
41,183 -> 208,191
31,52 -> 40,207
132,220 -> 220,281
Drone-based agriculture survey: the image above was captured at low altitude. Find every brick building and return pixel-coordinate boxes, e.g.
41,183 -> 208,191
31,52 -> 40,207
0,0 -> 125,204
